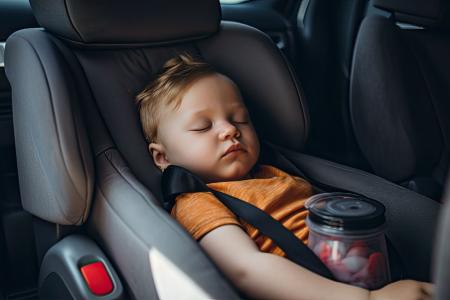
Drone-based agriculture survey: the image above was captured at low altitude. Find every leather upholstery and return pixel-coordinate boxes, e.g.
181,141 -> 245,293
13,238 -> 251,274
29,0 -> 220,45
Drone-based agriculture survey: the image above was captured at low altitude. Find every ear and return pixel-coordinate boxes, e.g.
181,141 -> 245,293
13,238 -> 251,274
149,143 -> 170,171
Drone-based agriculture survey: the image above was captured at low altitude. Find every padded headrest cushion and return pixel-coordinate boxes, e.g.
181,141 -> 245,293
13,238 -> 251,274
29,0 -> 221,45
373,0 -> 449,28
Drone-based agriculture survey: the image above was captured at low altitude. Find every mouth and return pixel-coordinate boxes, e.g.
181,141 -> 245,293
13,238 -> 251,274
222,143 -> 245,157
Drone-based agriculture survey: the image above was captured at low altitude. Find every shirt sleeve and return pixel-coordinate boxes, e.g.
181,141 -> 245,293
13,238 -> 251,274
171,192 -> 242,241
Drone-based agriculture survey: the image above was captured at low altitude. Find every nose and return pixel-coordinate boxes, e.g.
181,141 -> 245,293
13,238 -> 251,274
218,122 -> 240,140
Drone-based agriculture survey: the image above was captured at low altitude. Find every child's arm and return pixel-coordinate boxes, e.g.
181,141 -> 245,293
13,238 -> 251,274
200,225 -> 433,300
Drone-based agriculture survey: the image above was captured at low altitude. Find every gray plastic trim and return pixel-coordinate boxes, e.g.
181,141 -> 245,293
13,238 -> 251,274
39,235 -> 124,300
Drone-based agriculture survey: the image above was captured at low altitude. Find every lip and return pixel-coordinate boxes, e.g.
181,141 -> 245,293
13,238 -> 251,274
222,143 -> 245,157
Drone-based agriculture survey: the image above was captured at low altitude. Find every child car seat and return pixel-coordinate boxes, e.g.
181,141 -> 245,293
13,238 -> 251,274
5,0 -> 441,298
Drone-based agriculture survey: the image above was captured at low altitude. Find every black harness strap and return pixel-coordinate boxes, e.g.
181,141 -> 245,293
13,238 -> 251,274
162,165 -> 334,280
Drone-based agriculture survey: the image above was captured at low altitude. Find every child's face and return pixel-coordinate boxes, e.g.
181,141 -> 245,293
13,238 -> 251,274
150,73 -> 260,183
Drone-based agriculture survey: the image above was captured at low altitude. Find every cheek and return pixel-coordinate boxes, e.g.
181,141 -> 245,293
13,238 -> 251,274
243,127 -> 260,150
169,135 -> 216,162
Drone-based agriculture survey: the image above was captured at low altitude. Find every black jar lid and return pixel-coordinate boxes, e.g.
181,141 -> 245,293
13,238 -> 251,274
306,193 -> 386,230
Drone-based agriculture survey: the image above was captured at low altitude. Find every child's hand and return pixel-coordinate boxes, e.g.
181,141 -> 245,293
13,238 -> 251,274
369,280 -> 433,300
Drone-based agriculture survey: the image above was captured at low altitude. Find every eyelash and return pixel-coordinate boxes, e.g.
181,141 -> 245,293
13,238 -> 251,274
190,120 -> 248,132
189,121 -> 212,131
190,126 -> 211,132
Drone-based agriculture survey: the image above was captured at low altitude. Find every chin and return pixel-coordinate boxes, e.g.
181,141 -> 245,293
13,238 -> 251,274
223,165 -> 252,181
204,161 -> 255,183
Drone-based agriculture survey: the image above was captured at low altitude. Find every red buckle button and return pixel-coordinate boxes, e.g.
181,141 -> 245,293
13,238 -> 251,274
80,261 -> 114,296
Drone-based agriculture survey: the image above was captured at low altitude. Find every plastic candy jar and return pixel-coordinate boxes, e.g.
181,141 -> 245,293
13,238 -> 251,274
306,193 -> 390,289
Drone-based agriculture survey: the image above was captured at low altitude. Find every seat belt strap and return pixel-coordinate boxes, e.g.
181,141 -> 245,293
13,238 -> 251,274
162,165 -> 334,280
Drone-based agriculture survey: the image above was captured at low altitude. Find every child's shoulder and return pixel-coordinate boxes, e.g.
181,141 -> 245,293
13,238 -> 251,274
174,191 -> 215,206
173,191 -> 230,215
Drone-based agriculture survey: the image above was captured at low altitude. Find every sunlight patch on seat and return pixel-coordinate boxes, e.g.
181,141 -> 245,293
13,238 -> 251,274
149,248 -> 212,300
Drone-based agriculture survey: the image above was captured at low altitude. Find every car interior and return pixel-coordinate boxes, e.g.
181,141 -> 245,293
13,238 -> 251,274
0,0 -> 449,299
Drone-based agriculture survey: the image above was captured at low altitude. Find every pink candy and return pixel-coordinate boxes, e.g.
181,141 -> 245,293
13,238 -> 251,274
342,256 -> 368,273
347,246 -> 369,258
312,240 -> 387,289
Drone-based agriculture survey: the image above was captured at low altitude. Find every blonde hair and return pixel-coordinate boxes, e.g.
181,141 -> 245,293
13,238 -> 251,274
136,53 -> 216,142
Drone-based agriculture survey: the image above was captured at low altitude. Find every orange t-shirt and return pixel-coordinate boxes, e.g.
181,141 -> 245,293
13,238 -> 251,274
171,165 -> 313,257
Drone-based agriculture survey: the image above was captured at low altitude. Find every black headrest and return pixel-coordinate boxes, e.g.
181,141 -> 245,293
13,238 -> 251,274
29,0 -> 221,45
373,0 -> 449,28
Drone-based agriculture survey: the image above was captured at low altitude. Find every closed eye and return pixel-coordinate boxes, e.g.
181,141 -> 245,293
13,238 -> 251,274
189,124 -> 212,132
232,110 -> 250,125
